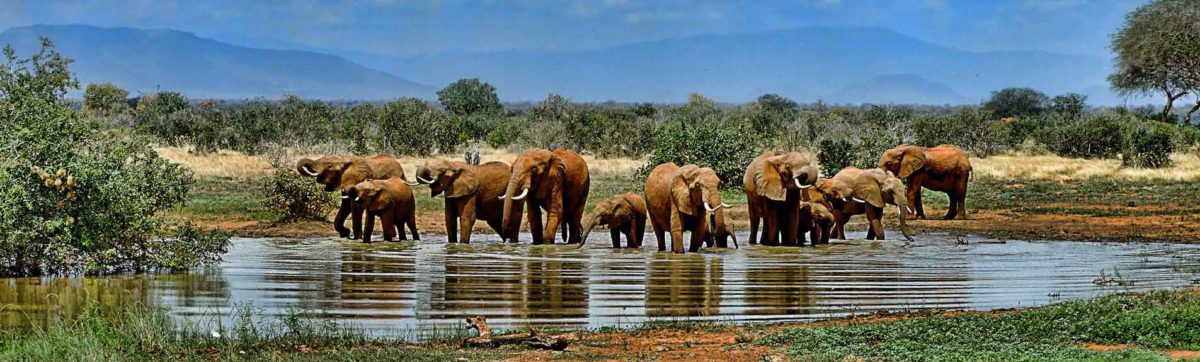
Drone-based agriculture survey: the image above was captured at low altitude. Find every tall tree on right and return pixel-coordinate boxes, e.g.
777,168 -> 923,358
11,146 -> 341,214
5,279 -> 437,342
1109,0 -> 1200,124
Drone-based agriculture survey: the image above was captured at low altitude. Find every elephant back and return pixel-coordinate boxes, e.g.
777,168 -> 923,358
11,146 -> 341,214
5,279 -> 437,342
366,154 -> 407,181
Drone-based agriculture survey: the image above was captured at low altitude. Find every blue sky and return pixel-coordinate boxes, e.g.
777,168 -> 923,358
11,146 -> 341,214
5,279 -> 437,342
1,0 -> 1145,57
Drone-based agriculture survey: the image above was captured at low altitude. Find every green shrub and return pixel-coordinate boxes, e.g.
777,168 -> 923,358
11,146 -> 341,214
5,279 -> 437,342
378,97 -> 460,156
485,117 -> 529,149
912,107 -> 1009,156
1172,124 -> 1200,155
1035,114 -> 1124,159
817,139 -> 855,176
1121,120 -> 1175,168
855,128 -> 902,169
640,111 -> 760,185
261,169 -> 334,222
0,40 -> 228,275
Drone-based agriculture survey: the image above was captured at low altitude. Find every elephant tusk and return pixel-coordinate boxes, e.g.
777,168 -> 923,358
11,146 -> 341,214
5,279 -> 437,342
416,176 -> 436,184
341,195 -> 349,200
852,198 -> 866,203
300,165 -> 319,176
906,206 -> 914,214
795,177 -> 811,189
510,188 -> 530,201
354,196 -> 361,202
704,201 -> 719,212
404,179 -> 420,186
721,202 -> 733,209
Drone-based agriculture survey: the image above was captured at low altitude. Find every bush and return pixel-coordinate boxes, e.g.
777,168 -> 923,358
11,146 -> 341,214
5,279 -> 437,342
817,139 -> 855,177
485,117 -> 529,149
640,107 -> 761,184
1035,114 -> 1124,159
1121,120 -> 1175,168
378,97 -> 460,156
855,128 -> 902,169
912,108 -> 1009,156
261,169 -> 334,222
0,40 -> 228,275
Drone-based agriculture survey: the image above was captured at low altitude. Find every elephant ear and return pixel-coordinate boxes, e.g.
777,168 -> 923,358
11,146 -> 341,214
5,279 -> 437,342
610,197 -> 634,225
672,166 -> 700,216
755,158 -> 786,201
898,146 -> 927,179
850,173 -> 885,208
445,164 -> 478,199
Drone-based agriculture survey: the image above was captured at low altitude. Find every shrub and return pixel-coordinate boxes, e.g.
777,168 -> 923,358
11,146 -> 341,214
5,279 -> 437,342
817,139 -> 855,177
485,117 -> 529,149
912,108 -> 1009,156
0,40 -> 228,275
1121,120 -> 1175,168
640,111 -> 760,185
261,169 -> 334,222
855,128 -> 902,169
378,97 -> 460,156
981,87 -> 1049,119
82,82 -> 129,115
1035,114 -> 1124,159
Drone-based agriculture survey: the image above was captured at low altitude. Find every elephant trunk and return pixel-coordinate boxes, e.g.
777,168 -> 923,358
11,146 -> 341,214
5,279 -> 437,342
794,165 -> 819,189
895,200 -> 915,242
576,215 -> 599,249
296,158 -> 319,177
500,172 -> 527,241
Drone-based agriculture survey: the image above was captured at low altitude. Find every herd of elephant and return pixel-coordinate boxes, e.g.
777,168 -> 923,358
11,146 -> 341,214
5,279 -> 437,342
295,145 -> 972,254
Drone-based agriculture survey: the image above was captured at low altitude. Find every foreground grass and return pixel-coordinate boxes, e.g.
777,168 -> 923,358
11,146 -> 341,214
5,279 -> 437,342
757,289 -> 1200,361
6,289 -> 1200,361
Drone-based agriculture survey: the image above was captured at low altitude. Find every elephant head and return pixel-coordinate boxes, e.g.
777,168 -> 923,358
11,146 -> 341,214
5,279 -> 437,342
879,145 -> 927,179
296,156 -> 370,192
850,170 -> 915,241
752,152 -> 819,201
673,165 -> 738,248
351,180 -> 389,211
815,177 -> 854,202
499,149 -> 563,236
412,158 -> 477,198
578,194 -> 637,248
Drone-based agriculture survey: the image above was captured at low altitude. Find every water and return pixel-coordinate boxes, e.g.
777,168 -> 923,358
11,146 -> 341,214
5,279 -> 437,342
4,233 -> 1200,336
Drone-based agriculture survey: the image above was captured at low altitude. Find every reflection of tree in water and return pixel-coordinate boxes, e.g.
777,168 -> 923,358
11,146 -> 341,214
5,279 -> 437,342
744,263 -> 817,316
646,254 -> 722,317
0,277 -> 152,331
154,267 -> 230,308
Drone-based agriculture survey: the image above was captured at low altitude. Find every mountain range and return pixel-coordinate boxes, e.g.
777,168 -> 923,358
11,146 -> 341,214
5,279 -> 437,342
1,24 -> 1130,105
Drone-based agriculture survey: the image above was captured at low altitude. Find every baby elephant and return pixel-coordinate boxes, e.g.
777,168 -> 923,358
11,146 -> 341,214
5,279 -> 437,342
352,178 -> 419,243
797,201 -> 835,245
578,193 -> 648,248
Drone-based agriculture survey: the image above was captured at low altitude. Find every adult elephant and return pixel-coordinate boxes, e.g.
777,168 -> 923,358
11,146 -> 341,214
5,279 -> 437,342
645,163 -> 737,253
831,167 -> 915,241
296,154 -> 407,239
743,151 -> 819,246
878,144 -> 972,220
410,158 -> 523,244
499,148 -> 590,245
578,192 -> 648,249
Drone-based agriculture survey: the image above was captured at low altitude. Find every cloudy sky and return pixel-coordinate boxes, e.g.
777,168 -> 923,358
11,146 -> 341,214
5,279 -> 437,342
1,0 -> 1145,57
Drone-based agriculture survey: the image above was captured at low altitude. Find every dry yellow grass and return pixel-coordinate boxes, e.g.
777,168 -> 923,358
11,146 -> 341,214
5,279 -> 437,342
973,152 -> 1200,182
155,147 -> 273,178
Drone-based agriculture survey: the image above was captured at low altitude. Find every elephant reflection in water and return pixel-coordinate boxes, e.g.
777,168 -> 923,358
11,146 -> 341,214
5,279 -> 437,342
646,253 -> 723,317
437,247 -> 588,325
745,264 -> 818,316
336,247 -> 414,311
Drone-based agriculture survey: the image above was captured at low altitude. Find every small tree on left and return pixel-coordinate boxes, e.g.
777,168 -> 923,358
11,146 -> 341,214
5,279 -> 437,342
0,38 -> 229,276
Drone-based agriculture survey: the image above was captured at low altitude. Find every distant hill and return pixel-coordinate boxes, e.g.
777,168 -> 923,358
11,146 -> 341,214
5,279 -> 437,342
355,26 -> 1117,105
0,24 -> 433,100
825,74 -> 968,105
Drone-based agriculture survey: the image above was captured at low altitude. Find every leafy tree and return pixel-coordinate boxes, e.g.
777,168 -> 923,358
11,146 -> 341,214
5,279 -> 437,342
379,97 -> 459,156
0,39 -> 227,276
981,87 -> 1049,119
632,102 -> 657,118
1109,0 -> 1200,123
437,78 -> 502,117
1051,93 -> 1088,118
82,82 -> 129,115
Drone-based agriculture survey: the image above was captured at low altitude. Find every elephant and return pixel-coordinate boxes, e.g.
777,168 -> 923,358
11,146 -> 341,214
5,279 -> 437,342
296,154 -> 407,239
743,151 -> 819,246
577,192 -> 648,249
831,167 -> 915,241
499,148 -> 591,245
645,163 -> 738,253
809,177 -> 853,239
878,144 -> 972,220
796,201 -> 835,245
351,177 -> 419,243
409,159 -> 523,244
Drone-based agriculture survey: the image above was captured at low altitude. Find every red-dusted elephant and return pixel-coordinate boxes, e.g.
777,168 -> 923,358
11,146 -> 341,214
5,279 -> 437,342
499,148 -> 590,245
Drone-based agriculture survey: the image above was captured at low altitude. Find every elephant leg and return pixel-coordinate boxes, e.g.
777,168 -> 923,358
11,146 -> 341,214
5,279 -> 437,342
542,199 -> 565,244
652,218 -> 667,252
459,198 -> 476,244
334,198 -> 352,238
764,211 -> 780,246
569,206 -> 585,245
943,190 -> 959,220
393,210 -> 407,241
351,203 -> 365,240
634,215 -> 646,248
610,228 -> 622,248
782,206 -> 800,246
670,212 -> 685,254
748,209 -> 760,245
866,207 -> 885,240
381,211 -> 397,242
362,211 -> 376,243
407,213 -> 420,241
505,201 -> 523,243
445,204 -> 459,243
528,205 -> 544,245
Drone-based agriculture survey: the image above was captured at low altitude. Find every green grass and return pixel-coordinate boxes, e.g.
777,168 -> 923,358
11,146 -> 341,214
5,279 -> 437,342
757,289 -> 1200,361
180,177 -> 278,222
0,303 -> 506,362
920,177 -> 1200,212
